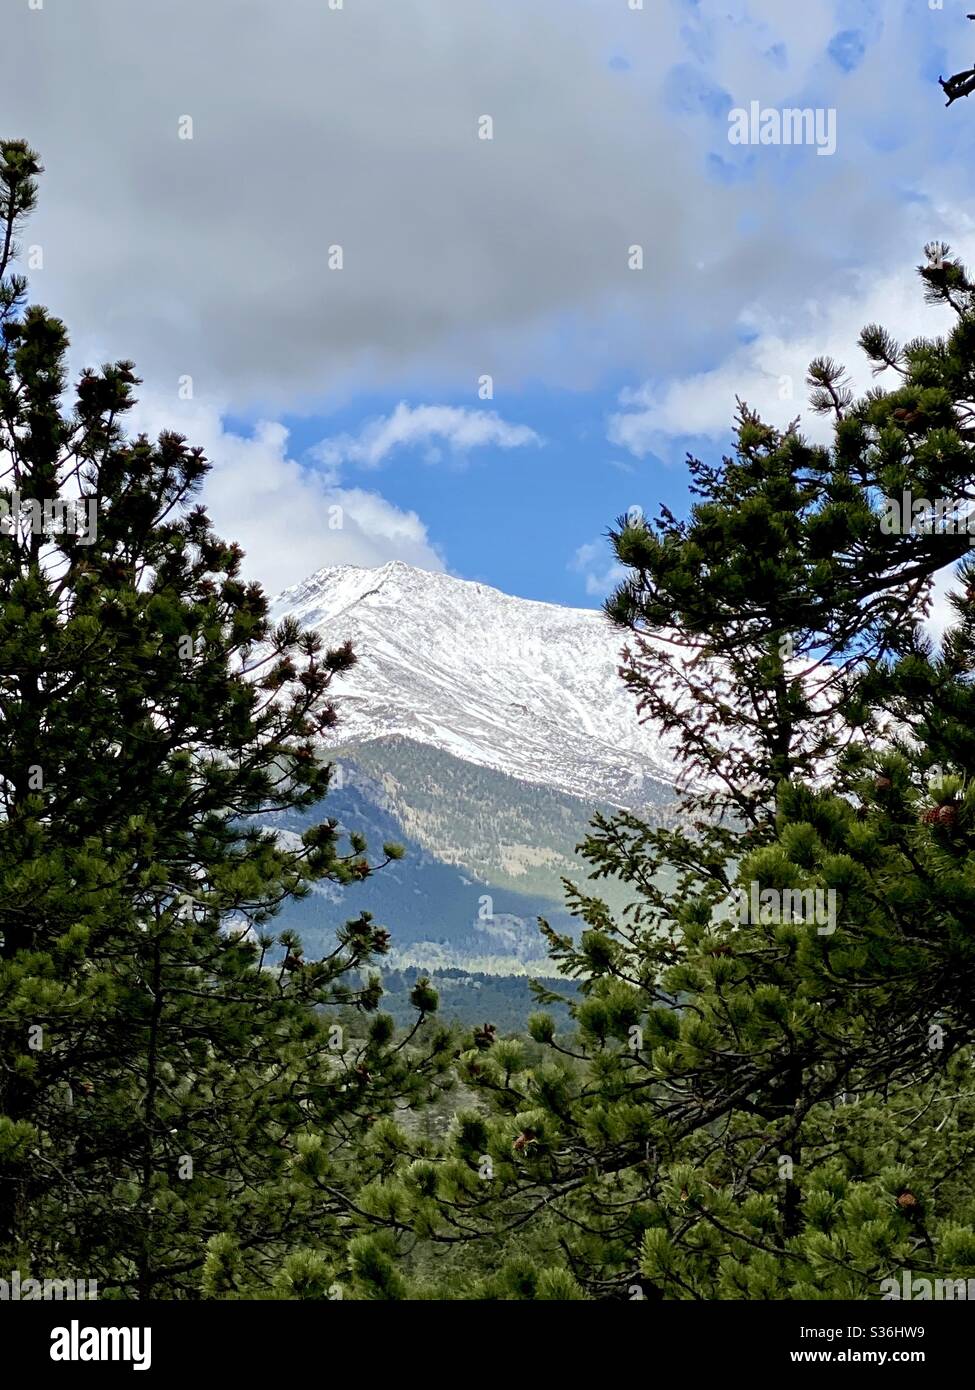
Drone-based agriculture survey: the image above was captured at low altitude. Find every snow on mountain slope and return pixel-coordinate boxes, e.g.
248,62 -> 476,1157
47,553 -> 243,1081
269,561 -> 681,805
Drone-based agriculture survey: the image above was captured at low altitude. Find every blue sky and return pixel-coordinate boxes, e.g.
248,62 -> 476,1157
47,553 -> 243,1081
8,0 -> 975,607
253,384 -> 664,606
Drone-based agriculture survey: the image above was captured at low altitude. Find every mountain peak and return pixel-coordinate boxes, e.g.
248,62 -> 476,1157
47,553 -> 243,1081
270,562 -> 678,804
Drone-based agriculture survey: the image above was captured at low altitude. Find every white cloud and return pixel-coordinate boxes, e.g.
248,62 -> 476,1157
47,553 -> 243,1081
316,403 -> 541,468
128,394 -> 444,595
610,205 -> 975,457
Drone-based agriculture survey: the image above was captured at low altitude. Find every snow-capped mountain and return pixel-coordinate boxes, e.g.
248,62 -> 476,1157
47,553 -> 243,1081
270,561 -> 678,806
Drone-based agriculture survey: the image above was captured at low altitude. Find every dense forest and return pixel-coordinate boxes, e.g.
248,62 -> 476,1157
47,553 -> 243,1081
3,132 -> 975,1308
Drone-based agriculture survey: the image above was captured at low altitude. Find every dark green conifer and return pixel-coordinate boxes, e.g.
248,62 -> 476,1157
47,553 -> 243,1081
0,139 -> 452,1298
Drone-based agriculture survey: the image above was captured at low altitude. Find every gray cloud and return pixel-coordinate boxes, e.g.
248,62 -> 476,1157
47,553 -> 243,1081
5,0 -> 944,416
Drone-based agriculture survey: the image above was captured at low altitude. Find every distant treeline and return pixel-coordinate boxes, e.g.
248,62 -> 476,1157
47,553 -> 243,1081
377,967 -> 578,1032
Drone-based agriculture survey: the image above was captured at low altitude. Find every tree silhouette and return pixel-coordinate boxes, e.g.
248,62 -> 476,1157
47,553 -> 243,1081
940,16 -> 975,106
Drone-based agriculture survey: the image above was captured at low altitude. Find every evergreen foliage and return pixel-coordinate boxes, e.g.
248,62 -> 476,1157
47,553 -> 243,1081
6,135 -> 975,1304
383,243 -> 975,1299
0,139 -> 453,1298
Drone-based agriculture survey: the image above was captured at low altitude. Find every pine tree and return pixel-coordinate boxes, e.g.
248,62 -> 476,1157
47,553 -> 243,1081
0,139 -> 454,1298
388,245 -> 975,1298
